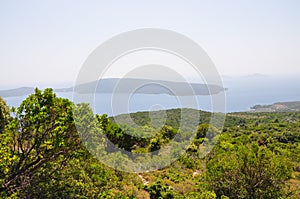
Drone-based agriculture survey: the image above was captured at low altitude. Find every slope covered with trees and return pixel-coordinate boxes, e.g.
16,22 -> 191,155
0,89 -> 299,198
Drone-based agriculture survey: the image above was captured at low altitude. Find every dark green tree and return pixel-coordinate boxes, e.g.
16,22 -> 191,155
145,180 -> 174,199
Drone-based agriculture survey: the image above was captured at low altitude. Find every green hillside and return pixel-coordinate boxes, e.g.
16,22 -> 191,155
0,89 -> 299,198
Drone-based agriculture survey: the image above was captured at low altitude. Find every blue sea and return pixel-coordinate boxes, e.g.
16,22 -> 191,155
3,76 -> 300,116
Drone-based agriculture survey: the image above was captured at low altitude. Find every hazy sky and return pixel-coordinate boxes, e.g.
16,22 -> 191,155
0,0 -> 299,87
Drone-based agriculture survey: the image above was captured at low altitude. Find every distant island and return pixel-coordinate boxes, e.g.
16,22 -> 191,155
0,87 -> 34,98
0,78 -> 227,98
251,101 -> 300,112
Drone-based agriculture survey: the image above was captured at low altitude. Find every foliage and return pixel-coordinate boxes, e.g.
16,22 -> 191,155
0,97 -> 10,133
207,141 -> 293,198
145,180 -> 174,199
0,90 -> 299,198
0,89 -> 84,196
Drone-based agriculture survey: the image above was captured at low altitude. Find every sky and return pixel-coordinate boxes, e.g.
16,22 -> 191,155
0,0 -> 299,88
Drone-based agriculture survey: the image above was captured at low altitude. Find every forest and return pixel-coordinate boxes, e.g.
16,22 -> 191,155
0,88 -> 299,199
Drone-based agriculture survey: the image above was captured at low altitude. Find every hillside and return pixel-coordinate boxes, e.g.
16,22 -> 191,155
0,90 -> 299,198
251,101 -> 300,112
111,108 -> 213,132
109,108 -> 300,198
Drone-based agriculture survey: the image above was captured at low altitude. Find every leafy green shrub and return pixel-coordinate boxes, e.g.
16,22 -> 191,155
206,143 -> 293,199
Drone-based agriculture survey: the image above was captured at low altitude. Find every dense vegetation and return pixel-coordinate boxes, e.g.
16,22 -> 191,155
0,89 -> 299,198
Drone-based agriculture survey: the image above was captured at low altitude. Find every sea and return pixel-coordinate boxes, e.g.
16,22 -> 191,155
3,75 -> 300,116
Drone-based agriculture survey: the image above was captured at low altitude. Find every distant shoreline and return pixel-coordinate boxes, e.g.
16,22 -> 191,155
0,78 -> 226,98
249,101 -> 300,112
